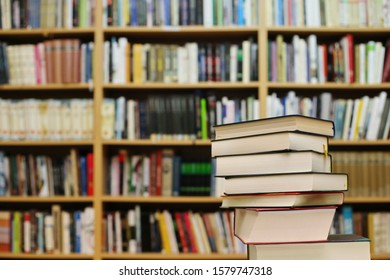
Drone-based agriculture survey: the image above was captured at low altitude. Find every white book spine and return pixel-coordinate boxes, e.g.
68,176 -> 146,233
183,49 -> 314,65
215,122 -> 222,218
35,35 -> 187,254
114,211 -> 122,253
242,40 -> 251,82
229,45 -> 238,82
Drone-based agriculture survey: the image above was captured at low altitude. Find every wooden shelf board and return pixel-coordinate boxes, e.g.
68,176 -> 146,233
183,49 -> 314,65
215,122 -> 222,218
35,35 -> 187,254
0,28 -> 95,36
102,196 -> 222,204
344,197 -> 390,203
267,26 -> 390,35
0,197 -> 94,203
104,82 -> 259,89
267,82 -> 390,90
0,140 -> 94,146
330,140 -> 390,146
0,84 -> 92,91
104,26 -> 259,34
0,253 -> 93,259
101,252 -> 246,260
103,139 -> 194,146
371,253 -> 390,260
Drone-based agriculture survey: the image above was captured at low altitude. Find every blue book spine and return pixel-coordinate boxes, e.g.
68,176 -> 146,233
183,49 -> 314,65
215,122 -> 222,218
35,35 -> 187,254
85,44 -> 91,82
342,205 -> 354,234
80,156 -> 87,196
131,0 -> 138,26
117,0 -> 122,26
74,211 -> 82,253
172,156 -> 181,196
115,98 -> 122,139
0,151 -> 6,196
237,0 -> 244,26
278,0 -> 283,25
164,0 -> 171,25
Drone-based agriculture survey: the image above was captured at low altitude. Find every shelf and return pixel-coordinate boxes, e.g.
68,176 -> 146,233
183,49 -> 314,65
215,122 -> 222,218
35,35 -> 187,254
102,196 -> 222,204
104,82 -> 259,90
101,252 -> 246,260
0,253 -> 93,259
267,26 -> 390,35
329,140 -> 390,146
0,84 -> 92,91
267,82 -> 390,90
344,197 -> 390,204
0,196 -> 94,203
104,26 -> 259,35
0,140 -> 94,146
0,28 -> 95,37
103,139 -> 195,146
371,253 -> 390,260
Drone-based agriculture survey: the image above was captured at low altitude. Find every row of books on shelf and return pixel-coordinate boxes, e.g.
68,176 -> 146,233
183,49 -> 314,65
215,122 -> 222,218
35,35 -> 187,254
0,39 -> 94,85
0,206 -> 94,254
0,0 -> 95,29
104,38 -> 258,84
101,94 -> 259,141
106,149 -> 216,197
268,34 -> 390,84
268,0 -> 390,27
103,0 -> 259,27
103,206 -> 245,254
267,91 -> 390,141
0,150 -> 93,197
0,98 -> 94,141
332,207 -> 390,255
332,151 -> 390,198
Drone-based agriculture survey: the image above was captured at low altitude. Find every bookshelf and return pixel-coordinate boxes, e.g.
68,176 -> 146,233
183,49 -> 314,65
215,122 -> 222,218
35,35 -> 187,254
0,0 -> 390,260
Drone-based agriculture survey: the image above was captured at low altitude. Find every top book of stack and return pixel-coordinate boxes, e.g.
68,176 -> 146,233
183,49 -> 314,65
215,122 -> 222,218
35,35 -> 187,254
213,115 -> 335,140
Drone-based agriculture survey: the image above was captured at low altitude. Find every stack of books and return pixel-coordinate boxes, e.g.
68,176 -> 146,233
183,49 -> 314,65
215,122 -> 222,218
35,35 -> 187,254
212,115 -> 371,260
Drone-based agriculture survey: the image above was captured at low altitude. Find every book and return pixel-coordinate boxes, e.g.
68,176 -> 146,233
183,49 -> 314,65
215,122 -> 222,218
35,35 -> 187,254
221,192 -> 344,208
215,150 -> 332,177
234,206 -> 336,244
222,172 -> 348,194
248,234 -> 370,260
211,131 -> 329,157
213,115 -> 334,140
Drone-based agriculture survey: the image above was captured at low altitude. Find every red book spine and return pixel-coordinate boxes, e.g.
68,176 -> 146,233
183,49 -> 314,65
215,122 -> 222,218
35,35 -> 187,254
174,212 -> 189,253
346,34 -> 354,83
382,40 -> 390,82
87,153 -> 93,196
155,150 -> 162,196
182,212 -> 197,253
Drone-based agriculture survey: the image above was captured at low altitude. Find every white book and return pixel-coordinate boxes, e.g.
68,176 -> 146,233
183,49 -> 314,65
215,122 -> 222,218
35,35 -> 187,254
106,213 -> 113,253
359,43 -> 366,83
110,39 -> 119,83
61,211 -> 71,254
299,38 -> 308,83
82,207 -> 94,254
203,0 -> 213,26
114,211 -> 122,253
189,211 -> 205,253
126,99 -> 136,140
308,35 -> 318,83
367,92 -> 387,140
0,99 -> 9,140
80,43 -> 87,83
110,156 -> 120,196
103,41 -> 110,83
366,41 -> 376,84
194,213 -> 211,253
242,40 -> 251,82
115,96 -> 125,139
44,215 -> 54,253
342,99 -> 354,140
382,106 -> 390,139
358,0 -> 368,26
188,43 -> 199,83
341,36 -> 350,83
115,39 -> 123,83
317,45 -> 325,83
229,44 -> 238,82
292,35 -> 300,82
376,43 -> 386,83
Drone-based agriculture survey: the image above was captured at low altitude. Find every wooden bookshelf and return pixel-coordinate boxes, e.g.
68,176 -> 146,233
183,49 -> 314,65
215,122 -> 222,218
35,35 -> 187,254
101,253 -> 246,260
0,253 -> 93,259
0,0 -> 389,260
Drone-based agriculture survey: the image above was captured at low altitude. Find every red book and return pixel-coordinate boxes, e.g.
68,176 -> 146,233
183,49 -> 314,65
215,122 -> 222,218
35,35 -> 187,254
149,151 -> 157,196
87,153 -> 93,196
174,212 -> 189,253
155,150 -> 163,196
346,34 -> 354,83
182,212 -> 197,253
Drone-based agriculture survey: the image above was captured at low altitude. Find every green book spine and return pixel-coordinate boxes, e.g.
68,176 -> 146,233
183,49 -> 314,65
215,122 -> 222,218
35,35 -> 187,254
200,98 -> 208,140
